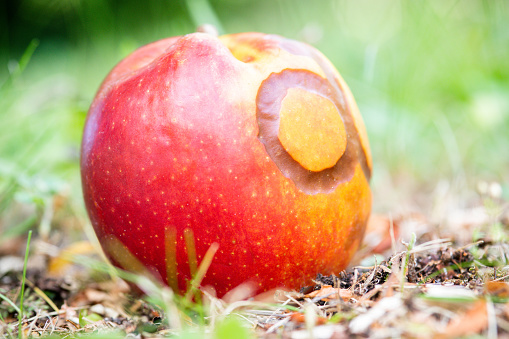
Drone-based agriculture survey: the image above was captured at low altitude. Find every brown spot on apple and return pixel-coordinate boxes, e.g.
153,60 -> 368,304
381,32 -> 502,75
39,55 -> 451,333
256,69 -> 359,194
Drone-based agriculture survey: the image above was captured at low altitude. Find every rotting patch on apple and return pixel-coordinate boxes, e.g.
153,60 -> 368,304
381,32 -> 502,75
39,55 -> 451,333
81,31 -> 372,297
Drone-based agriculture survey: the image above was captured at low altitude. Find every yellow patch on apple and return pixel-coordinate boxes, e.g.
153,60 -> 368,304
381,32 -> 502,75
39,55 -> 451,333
278,88 -> 347,172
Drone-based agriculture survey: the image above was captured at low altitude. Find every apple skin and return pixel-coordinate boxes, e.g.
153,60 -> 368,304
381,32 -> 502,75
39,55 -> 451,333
81,32 -> 372,297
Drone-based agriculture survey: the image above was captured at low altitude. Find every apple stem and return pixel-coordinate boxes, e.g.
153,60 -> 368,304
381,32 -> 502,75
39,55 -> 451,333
196,24 -> 219,37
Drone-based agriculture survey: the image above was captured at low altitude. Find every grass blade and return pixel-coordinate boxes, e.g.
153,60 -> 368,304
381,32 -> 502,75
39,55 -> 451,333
18,230 -> 32,338
400,233 -> 416,293
184,228 -> 198,279
165,225 -> 179,293
1,39 -> 39,91
0,292 -> 21,314
184,242 -> 219,303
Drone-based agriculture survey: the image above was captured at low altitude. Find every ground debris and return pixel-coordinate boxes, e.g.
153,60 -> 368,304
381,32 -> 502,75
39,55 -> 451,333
260,238 -> 506,338
310,246 -> 477,298
2,196 -> 509,338
1,240 -> 507,339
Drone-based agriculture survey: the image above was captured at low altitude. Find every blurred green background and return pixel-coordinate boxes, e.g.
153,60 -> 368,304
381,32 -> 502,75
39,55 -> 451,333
1,0 -> 508,238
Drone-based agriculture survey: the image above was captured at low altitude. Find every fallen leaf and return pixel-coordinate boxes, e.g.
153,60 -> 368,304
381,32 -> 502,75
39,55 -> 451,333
289,312 -> 327,325
485,281 -> 509,299
48,241 -> 96,276
305,286 -> 352,302
441,300 -> 488,338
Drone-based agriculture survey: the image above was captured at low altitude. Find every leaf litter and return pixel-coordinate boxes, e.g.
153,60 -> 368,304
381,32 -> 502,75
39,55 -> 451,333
0,185 -> 509,338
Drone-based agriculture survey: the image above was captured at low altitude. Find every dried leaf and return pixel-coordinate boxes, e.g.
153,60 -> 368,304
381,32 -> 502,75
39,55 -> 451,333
441,300 -> 488,338
48,241 -> 96,276
485,281 -> 509,299
304,286 -> 352,302
289,311 -> 327,325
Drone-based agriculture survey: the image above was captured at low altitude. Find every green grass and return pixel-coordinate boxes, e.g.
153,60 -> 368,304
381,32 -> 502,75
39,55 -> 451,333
18,230 -> 32,338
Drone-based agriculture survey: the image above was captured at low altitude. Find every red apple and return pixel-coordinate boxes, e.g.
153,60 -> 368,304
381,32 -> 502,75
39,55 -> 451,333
81,32 -> 372,297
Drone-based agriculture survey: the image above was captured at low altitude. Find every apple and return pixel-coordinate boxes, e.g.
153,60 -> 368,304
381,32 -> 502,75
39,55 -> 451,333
81,31 -> 372,297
